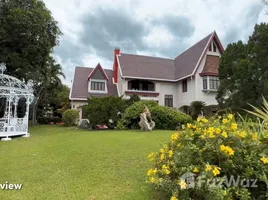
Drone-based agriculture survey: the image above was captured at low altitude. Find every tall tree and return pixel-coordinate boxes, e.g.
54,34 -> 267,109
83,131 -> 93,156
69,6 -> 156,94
216,23 -> 268,112
32,56 -> 65,124
0,0 -> 62,81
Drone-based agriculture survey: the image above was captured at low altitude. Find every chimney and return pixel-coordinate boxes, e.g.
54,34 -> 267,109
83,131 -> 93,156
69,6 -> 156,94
113,48 -> 120,83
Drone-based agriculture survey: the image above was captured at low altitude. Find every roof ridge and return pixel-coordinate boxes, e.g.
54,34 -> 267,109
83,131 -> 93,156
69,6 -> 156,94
174,31 -> 214,60
121,53 -> 174,61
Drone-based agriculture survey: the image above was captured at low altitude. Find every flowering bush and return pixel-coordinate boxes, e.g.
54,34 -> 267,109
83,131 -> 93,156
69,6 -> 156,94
147,115 -> 268,200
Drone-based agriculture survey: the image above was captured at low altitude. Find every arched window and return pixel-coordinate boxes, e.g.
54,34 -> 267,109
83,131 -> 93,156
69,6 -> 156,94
0,97 -> 7,118
17,97 -> 27,118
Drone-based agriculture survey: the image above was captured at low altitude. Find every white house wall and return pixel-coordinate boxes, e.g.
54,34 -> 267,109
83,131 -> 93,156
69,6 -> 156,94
176,78 -> 195,108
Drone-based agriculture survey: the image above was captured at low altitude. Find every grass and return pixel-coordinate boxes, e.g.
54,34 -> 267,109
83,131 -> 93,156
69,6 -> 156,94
0,125 -> 173,200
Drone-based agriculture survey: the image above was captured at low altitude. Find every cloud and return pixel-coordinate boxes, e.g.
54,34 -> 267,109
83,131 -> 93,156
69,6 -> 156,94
42,0 -> 267,87
223,2 -> 264,45
79,8 -> 149,60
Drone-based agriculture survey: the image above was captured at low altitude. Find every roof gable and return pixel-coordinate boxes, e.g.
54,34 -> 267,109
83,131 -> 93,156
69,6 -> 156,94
117,31 -> 224,81
70,67 -> 118,100
88,63 -> 109,80
174,32 -> 213,79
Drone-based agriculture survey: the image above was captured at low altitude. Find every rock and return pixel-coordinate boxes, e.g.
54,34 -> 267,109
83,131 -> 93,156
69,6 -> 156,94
138,106 -> 155,131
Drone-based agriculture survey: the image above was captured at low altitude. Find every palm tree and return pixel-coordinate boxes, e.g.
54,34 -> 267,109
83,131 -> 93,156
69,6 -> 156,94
32,56 -> 65,124
190,101 -> 206,120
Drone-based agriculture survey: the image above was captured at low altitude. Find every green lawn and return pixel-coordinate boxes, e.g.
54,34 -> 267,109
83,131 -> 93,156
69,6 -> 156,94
0,126 -> 173,200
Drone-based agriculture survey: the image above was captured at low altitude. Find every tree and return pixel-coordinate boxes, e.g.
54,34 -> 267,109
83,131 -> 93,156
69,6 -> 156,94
216,23 -> 268,112
32,56 -> 65,124
0,0 -> 63,124
0,0 -> 62,81
190,101 -> 206,120
40,84 -> 70,117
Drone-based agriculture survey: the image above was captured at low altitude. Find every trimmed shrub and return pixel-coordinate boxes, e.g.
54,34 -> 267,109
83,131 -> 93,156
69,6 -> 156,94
118,101 -> 191,130
62,109 -> 79,126
82,96 -> 127,129
37,117 -> 62,124
147,115 -> 268,199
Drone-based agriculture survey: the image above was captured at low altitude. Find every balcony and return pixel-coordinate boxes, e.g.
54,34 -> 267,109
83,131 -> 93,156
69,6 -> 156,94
125,79 -> 159,101
125,90 -> 159,101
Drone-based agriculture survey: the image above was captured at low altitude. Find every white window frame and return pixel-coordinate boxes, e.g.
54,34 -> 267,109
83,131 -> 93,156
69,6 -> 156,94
202,76 -> 219,91
88,79 -> 108,94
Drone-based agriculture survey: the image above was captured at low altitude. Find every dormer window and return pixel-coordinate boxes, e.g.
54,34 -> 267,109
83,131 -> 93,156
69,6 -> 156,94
89,79 -> 107,93
91,81 -> 105,91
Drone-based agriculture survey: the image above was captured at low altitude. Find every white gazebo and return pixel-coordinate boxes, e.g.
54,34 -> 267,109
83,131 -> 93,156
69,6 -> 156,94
0,63 -> 34,141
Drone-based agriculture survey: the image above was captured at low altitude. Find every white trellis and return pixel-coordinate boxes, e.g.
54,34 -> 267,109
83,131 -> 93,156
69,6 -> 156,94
0,63 -> 34,141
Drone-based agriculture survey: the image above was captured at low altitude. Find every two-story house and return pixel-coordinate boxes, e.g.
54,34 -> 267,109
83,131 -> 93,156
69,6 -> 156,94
70,31 -> 224,122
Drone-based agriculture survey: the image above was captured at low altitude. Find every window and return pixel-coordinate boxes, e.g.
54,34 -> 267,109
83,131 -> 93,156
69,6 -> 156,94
203,76 -> 208,90
182,79 -> 187,92
203,76 -> 219,90
213,42 -> 217,52
209,76 -> 220,89
165,95 -> 173,107
91,81 -> 105,91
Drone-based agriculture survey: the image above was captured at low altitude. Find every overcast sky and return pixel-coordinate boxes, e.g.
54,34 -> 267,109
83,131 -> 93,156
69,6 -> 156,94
43,0 -> 268,86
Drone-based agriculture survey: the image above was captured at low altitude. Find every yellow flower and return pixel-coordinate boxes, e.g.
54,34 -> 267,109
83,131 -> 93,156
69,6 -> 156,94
160,153 -> 165,161
197,117 -> 201,122
222,118 -> 229,124
222,131 -> 228,138
228,114 -> 234,120
187,123 -> 193,129
215,128 -> 221,135
162,165 -> 171,174
231,123 -> 238,130
160,148 -> 165,153
168,150 -> 174,158
212,166 -> 221,176
220,145 -> 235,156
171,132 -> 180,142
170,196 -> 178,200
208,127 -> 215,133
205,164 -> 213,171
209,132 -> 216,138
202,118 -> 209,123
153,168 -> 158,174
237,131 -> 246,138
147,152 -> 155,161
147,169 -> 154,176
193,167 -> 199,173
150,177 -> 155,183
178,179 -> 187,189
260,157 -> 268,164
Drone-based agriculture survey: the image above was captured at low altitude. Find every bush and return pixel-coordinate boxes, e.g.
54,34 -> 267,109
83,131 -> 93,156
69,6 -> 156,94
146,115 -> 268,199
82,96 -> 127,129
37,117 -> 62,124
118,101 -> 191,130
62,109 -> 79,126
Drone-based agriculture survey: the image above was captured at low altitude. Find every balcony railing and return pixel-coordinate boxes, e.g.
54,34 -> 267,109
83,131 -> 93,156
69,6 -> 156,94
125,90 -> 159,101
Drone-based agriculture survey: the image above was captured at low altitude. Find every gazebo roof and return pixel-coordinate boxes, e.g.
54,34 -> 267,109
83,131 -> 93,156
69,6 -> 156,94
0,63 -> 31,93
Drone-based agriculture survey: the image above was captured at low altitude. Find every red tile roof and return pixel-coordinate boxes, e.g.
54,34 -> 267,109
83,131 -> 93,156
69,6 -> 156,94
200,55 -> 220,76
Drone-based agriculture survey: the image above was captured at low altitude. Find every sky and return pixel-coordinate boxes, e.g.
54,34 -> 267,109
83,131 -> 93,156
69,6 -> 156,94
43,0 -> 268,87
